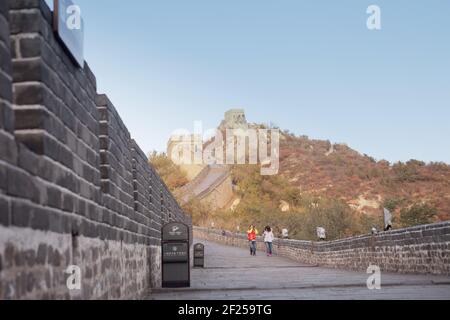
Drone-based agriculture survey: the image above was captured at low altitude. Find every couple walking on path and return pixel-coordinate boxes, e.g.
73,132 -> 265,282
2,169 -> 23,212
247,225 -> 274,256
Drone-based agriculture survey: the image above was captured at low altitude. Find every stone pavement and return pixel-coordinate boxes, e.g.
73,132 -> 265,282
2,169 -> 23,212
149,240 -> 450,300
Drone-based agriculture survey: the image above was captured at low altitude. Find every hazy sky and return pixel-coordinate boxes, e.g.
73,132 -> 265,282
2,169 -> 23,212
46,0 -> 450,163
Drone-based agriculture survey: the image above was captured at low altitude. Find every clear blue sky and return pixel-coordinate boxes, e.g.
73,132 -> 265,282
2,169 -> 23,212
46,0 -> 450,163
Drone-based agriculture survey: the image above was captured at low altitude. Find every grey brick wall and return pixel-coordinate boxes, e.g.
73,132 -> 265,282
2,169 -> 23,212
131,140 -> 161,245
0,0 -> 192,299
0,0 -> 14,134
96,94 -> 137,241
0,0 -> 15,231
194,221 -> 450,276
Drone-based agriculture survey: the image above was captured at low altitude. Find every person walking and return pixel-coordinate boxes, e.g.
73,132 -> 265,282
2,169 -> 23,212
263,226 -> 274,256
247,225 -> 258,256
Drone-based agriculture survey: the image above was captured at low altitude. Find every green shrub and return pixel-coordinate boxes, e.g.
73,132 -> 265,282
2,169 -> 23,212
149,151 -> 189,191
399,203 -> 437,227
392,161 -> 423,182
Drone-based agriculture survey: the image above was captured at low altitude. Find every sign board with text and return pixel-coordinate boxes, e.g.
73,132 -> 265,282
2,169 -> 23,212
53,0 -> 84,67
194,243 -> 205,268
162,222 -> 190,288
162,243 -> 189,262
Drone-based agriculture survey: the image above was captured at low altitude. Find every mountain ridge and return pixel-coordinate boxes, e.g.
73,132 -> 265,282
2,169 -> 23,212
151,110 -> 450,239
278,131 -> 450,220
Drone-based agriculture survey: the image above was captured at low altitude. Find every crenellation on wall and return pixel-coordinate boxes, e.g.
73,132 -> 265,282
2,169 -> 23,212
194,222 -> 450,276
131,140 -> 155,234
96,94 -> 134,228
0,0 -> 191,300
148,166 -> 163,240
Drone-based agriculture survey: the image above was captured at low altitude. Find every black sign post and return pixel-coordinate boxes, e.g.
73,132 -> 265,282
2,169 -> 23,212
161,222 -> 190,288
193,243 -> 205,268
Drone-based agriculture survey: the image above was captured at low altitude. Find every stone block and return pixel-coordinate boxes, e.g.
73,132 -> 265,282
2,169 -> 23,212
0,196 -> 11,226
7,167 -> 40,203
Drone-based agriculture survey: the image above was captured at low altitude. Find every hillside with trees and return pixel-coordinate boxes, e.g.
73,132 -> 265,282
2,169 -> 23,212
279,132 -> 450,222
150,126 -> 450,241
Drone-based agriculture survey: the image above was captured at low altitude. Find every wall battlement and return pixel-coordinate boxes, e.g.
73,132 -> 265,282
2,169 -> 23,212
0,0 -> 191,299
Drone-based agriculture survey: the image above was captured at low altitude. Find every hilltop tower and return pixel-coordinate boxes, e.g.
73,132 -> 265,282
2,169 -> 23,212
167,133 -> 206,180
167,133 -> 202,163
219,109 -> 248,130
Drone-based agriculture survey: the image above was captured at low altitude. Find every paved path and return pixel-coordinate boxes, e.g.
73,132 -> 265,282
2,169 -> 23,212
149,240 -> 450,300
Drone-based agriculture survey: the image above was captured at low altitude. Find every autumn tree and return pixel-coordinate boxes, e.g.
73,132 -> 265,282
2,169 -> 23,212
148,151 -> 188,192
399,203 -> 437,227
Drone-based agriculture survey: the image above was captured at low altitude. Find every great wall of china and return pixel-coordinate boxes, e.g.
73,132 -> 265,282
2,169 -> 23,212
0,0 -> 191,299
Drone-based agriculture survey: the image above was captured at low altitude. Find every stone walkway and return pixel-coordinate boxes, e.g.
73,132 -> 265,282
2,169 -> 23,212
149,240 -> 450,300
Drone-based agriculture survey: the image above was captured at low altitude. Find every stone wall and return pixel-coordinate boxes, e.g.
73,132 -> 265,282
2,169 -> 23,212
194,221 -> 450,276
0,0 -> 191,300
0,0 -> 16,241
176,165 -> 234,211
200,173 -> 234,210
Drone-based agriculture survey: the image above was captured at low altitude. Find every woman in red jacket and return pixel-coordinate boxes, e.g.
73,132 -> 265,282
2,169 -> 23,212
247,225 -> 258,256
